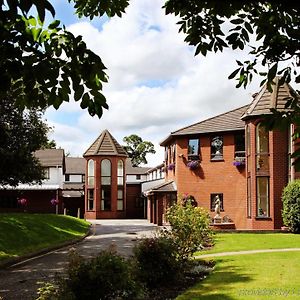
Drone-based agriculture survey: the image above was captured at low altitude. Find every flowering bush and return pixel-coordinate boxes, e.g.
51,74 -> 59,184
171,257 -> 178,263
233,157 -> 245,166
50,198 -> 59,206
167,163 -> 175,170
187,160 -> 200,170
18,198 -> 28,206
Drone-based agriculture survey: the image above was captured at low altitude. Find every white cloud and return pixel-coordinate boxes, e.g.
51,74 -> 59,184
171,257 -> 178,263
45,0 -> 262,166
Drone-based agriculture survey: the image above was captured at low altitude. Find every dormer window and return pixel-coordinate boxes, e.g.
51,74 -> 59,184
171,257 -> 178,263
188,139 -> 200,160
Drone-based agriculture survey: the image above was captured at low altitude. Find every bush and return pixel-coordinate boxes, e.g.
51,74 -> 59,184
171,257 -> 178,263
165,200 -> 213,260
132,235 -> 184,288
282,180 -> 300,233
37,249 -> 141,300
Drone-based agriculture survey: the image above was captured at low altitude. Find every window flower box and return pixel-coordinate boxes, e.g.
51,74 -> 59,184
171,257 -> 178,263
233,157 -> 245,167
187,160 -> 200,170
167,163 -> 175,171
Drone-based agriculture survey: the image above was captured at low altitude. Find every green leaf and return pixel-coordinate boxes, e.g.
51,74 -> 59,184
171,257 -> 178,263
268,63 -> 278,81
48,20 -> 60,30
80,93 -> 90,109
228,68 -> 240,79
74,85 -> 84,102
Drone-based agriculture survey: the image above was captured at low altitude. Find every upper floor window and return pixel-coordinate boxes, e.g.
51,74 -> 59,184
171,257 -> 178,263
188,139 -> 199,160
234,133 -> 245,158
101,159 -> 111,211
65,174 -> 70,182
136,174 -> 141,180
117,160 -> 124,185
87,159 -> 95,186
82,175 -> 85,183
101,159 -> 111,185
43,167 -> 50,179
211,136 -> 223,160
256,123 -> 269,172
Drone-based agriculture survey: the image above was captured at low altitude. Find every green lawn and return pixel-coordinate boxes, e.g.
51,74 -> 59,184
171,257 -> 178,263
0,213 -> 90,262
178,252 -> 300,300
196,233 -> 300,255
179,233 -> 300,299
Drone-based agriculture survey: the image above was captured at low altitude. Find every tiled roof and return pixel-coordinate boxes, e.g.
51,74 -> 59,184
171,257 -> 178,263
34,149 -> 65,167
147,180 -> 177,193
83,129 -> 128,157
160,105 -> 247,146
63,183 -> 84,190
65,157 -> 85,174
242,77 -> 300,119
125,158 -> 151,175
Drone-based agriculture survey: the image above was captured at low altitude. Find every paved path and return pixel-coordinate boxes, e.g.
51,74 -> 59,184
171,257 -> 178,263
195,247 -> 300,259
0,219 -> 159,300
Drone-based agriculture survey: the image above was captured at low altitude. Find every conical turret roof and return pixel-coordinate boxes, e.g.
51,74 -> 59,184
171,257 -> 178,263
241,77 -> 299,120
83,129 -> 128,157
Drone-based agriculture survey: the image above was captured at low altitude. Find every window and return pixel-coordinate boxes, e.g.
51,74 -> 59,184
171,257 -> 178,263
188,139 -> 199,160
136,174 -> 141,180
87,189 -> 94,211
117,160 -> 124,185
87,159 -> 95,187
65,174 -> 70,182
117,160 -> 124,211
234,133 -> 245,158
117,188 -> 124,211
101,159 -> 111,211
211,136 -> 223,160
247,177 -> 251,218
256,123 -> 269,173
246,124 -> 251,172
210,193 -> 224,211
82,175 -> 85,183
256,177 -> 269,217
43,167 -> 50,179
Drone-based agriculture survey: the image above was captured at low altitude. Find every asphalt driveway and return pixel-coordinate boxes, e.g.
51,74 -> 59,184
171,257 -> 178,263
0,219 -> 158,300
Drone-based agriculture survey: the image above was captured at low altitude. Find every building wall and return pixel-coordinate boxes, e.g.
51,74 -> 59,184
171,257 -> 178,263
246,121 -> 289,230
166,132 -> 247,229
126,184 -> 145,218
84,156 -> 127,219
126,174 -> 147,183
0,190 -> 63,214
44,166 -> 64,187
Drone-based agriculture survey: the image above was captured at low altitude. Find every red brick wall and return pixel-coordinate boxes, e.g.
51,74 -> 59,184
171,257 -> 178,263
84,155 -> 126,219
166,132 -> 247,229
246,121 -> 288,230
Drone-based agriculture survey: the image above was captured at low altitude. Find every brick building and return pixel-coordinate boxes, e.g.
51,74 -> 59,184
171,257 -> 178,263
148,78 -> 298,229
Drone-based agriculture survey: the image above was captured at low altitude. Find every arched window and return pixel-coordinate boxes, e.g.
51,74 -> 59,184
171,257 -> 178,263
117,160 -> 124,211
101,159 -> 111,211
87,159 -> 95,187
255,123 -> 269,218
256,123 -> 269,172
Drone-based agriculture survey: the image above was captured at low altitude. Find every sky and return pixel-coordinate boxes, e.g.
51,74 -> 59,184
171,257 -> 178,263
45,0 -> 263,167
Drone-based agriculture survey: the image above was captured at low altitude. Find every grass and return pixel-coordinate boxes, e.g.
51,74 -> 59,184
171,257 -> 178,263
0,213 -> 90,262
178,233 -> 300,299
196,233 -> 300,255
177,252 -> 300,300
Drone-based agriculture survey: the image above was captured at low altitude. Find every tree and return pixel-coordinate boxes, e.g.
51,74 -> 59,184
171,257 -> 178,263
123,135 -> 156,167
0,0 -> 114,118
0,94 -> 50,186
164,1 -> 300,90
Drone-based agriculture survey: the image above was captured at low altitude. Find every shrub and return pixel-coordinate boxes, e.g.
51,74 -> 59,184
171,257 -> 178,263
165,200 -> 213,260
282,180 -> 300,233
132,235 -> 184,288
37,249 -> 141,300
